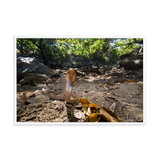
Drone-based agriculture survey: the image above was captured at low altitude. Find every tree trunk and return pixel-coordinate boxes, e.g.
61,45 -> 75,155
40,38 -> 47,65
20,39 -> 24,55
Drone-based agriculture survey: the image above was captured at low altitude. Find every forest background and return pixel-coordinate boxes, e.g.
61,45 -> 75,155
16,38 -> 143,68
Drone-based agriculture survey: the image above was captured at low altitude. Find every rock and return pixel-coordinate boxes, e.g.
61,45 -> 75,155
55,69 -> 62,74
17,57 -> 55,82
19,73 -> 50,85
37,65 -> 55,75
118,57 -> 143,70
127,108 -> 143,122
54,74 -> 66,90
17,84 -> 24,92
74,110 -> 85,119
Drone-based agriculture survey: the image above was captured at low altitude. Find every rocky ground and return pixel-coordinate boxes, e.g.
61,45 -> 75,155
17,66 -> 143,123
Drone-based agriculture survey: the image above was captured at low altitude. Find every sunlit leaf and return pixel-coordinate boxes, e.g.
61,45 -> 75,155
85,107 -> 91,116
88,113 -> 100,122
82,106 -> 86,113
79,98 -> 90,106
89,103 -> 98,110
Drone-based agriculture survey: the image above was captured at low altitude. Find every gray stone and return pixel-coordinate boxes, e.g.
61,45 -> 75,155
17,57 -> 55,82
19,73 -> 50,85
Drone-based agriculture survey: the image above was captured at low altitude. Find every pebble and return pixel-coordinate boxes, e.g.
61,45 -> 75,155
74,111 -> 85,119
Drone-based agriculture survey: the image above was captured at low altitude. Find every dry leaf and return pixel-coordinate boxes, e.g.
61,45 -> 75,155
125,79 -> 135,83
89,103 -> 98,110
85,107 -> 91,116
39,98 -> 44,103
111,86 -> 115,89
34,90 -> 40,94
121,79 -> 126,83
115,86 -> 120,89
79,98 -> 90,106
21,92 -> 27,100
29,93 -> 36,97
82,106 -> 86,113
88,113 -> 100,122
73,96 -> 79,103
72,91 -> 81,101
17,111 -> 26,120
109,103 -> 116,112
84,76 -> 90,79
34,90 -> 40,93
96,117 -> 101,122
99,107 -> 120,122
103,85 -> 109,90
84,90 -> 91,93
99,83 -> 103,86
138,84 -> 143,88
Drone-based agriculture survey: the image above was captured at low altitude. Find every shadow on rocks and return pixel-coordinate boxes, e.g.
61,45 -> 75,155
66,103 -> 79,122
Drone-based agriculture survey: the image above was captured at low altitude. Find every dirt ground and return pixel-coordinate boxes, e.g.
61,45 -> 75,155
17,68 -> 143,123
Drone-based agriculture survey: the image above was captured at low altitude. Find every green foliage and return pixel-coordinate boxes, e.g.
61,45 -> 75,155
16,38 -> 70,63
16,38 -> 143,65
66,38 -> 118,66
113,38 -> 143,56
17,39 -> 39,55
68,38 -> 109,56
